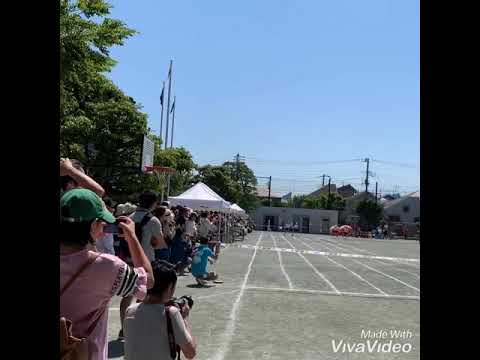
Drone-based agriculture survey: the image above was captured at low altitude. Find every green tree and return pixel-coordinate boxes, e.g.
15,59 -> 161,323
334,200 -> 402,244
287,195 -> 306,208
194,162 -> 258,211
153,142 -> 197,196
60,0 -> 156,197
356,200 -> 383,230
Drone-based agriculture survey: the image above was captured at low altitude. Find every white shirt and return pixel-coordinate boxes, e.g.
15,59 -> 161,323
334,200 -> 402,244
124,303 -> 191,360
185,220 -> 197,236
130,209 -> 163,262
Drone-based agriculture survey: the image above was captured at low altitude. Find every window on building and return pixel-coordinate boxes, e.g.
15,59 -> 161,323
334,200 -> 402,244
403,206 -> 410,213
388,215 -> 401,222
414,217 -> 420,223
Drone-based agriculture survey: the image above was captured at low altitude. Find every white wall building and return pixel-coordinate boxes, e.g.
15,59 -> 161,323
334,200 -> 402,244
251,206 -> 339,234
383,191 -> 420,224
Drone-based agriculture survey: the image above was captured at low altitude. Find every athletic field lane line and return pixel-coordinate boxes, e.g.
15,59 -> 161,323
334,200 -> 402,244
303,236 -> 420,275
245,285 -> 419,301
211,231 -> 264,360
281,234 -> 340,294
350,258 -> 420,292
296,237 -> 388,296
372,259 -> 420,279
307,234 -> 376,256
270,233 -> 293,289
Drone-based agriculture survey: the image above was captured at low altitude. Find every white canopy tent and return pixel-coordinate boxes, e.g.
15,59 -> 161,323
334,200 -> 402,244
168,182 -> 231,212
230,203 -> 245,214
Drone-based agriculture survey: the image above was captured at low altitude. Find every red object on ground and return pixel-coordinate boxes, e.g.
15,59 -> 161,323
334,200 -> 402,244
329,225 -> 341,236
339,225 -> 353,236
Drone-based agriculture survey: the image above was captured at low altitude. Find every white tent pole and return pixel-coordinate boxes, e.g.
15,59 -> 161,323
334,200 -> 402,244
224,212 -> 228,243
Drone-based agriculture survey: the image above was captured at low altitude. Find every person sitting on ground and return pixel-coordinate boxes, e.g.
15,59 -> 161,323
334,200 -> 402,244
124,260 -> 196,360
60,189 -> 154,360
191,237 -> 219,286
60,158 -> 105,197
118,191 -> 166,341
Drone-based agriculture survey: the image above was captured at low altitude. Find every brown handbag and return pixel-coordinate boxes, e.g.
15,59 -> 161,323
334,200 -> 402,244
60,254 -> 100,360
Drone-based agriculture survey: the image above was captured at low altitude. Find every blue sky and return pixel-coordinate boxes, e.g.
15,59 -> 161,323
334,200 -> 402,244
107,0 -> 419,196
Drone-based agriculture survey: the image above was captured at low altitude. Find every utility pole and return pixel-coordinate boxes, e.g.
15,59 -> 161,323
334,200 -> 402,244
257,175 -> 272,207
327,176 -> 332,209
321,174 -> 326,187
268,176 -> 272,207
375,182 -> 378,204
232,153 -> 245,180
235,153 -> 240,180
364,158 -> 370,193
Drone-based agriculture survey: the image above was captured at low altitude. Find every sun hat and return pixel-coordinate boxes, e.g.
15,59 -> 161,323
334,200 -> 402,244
60,188 -> 115,223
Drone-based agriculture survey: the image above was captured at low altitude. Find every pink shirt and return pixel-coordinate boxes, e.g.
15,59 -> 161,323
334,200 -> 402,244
60,249 -> 147,360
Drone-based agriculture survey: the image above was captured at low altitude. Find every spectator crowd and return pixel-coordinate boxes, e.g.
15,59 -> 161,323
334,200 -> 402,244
59,158 -> 250,360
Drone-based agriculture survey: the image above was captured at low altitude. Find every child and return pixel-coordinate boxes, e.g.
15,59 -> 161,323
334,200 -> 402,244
191,237 -> 219,286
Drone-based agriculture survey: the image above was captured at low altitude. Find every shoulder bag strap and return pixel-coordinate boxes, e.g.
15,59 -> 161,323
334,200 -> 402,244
60,253 -> 100,297
165,306 -> 181,360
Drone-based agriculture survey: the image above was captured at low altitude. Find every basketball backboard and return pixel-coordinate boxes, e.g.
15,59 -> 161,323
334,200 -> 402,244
140,135 -> 155,172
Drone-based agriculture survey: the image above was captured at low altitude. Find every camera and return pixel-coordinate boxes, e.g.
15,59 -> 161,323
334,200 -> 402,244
166,295 -> 194,310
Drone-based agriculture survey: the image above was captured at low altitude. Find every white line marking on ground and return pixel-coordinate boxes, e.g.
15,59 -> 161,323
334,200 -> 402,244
395,259 -> 420,269
108,290 -> 241,311
234,243 -> 420,263
308,235 -> 376,256
305,236 -> 357,253
196,289 -> 241,300
281,234 -> 340,294
296,237 -> 388,296
212,231 -> 264,360
372,259 -> 420,279
270,233 -> 293,289
350,259 -> 420,292
245,286 -> 419,301
307,237 -> 421,275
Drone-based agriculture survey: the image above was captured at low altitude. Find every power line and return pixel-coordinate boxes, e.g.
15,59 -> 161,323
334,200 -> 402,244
244,157 -> 362,166
371,159 -> 418,169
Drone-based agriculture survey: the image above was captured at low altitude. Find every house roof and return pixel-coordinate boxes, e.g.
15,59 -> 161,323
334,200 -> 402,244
308,184 -> 337,197
256,187 -> 282,199
338,184 -> 357,192
383,191 -> 420,209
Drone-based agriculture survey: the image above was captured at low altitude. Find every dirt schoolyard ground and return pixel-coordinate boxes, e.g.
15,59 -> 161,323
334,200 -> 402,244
107,231 -> 420,360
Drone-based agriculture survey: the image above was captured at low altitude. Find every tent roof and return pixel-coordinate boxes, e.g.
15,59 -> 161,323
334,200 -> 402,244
168,182 -> 231,211
231,203 -> 245,213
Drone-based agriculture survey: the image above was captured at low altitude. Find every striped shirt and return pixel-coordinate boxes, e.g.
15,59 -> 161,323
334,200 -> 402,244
60,250 -> 148,360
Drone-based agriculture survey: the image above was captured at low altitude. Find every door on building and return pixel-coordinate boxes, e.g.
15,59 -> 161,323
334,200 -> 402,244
321,218 -> 330,234
264,216 -> 275,231
301,217 -> 310,233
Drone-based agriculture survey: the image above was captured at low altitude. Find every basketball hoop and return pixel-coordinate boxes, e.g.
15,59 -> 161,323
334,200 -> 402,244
144,165 -> 176,174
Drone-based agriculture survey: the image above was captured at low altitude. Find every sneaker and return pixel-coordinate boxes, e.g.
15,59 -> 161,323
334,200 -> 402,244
196,278 -> 208,286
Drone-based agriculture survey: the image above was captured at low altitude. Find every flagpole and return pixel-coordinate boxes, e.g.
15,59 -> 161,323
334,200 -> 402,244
170,96 -> 176,148
159,81 -> 165,144
165,60 -> 173,150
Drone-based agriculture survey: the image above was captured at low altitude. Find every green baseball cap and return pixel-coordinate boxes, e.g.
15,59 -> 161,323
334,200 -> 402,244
60,188 -> 116,223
